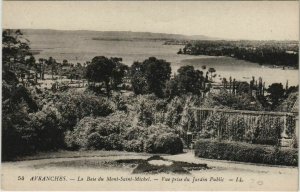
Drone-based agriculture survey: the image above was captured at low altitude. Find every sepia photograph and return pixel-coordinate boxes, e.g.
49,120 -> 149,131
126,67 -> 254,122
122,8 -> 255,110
1,1 -> 299,191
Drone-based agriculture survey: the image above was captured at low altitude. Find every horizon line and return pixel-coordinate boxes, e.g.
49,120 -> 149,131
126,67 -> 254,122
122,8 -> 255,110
3,27 -> 299,41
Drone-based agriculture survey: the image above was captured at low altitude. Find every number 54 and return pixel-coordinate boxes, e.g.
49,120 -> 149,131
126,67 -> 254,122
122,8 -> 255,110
18,176 -> 24,181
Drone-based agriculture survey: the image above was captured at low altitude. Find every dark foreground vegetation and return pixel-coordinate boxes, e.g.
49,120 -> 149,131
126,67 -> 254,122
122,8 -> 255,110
194,139 -> 298,166
177,40 -> 299,68
2,29 -> 298,163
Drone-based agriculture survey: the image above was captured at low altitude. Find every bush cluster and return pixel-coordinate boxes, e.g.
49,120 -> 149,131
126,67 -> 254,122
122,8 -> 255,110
194,139 -> 298,166
65,115 -> 184,154
145,133 -> 183,154
55,90 -> 115,131
65,112 -> 129,150
144,124 -> 183,154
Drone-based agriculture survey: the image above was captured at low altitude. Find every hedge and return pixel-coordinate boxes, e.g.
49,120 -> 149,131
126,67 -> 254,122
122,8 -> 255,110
194,139 -> 298,166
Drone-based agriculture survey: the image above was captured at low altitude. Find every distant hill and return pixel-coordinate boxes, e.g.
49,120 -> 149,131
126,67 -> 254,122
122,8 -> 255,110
20,29 -> 217,41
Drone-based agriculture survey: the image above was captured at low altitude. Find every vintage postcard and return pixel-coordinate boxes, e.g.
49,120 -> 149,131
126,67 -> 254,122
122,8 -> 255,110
1,1 -> 299,191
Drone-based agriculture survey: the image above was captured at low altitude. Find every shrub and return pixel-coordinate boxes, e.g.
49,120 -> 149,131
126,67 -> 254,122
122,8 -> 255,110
86,133 -> 103,150
65,112 -> 131,150
123,140 -> 144,152
147,123 -> 175,135
144,134 -> 157,153
56,90 -> 115,131
144,124 -> 183,154
164,95 -> 201,130
2,102 -> 35,160
64,130 -> 79,150
201,112 -> 224,139
133,95 -> 157,127
154,133 -> 184,154
105,134 -> 123,150
66,114 -> 183,154
64,116 -> 97,149
144,133 -> 183,154
202,90 -> 264,111
111,92 -> 128,112
28,106 -> 63,151
123,126 -> 147,152
194,139 -> 298,166
227,115 -> 248,141
251,116 -> 282,145
164,96 -> 184,128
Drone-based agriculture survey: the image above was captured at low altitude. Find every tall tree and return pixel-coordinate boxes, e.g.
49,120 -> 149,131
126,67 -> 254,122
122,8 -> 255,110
130,62 -> 149,95
143,57 -> 171,97
2,29 -> 38,160
2,29 -> 31,69
130,57 -> 171,97
111,57 -> 129,90
175,65 -> 205,95
85,56 -> 128,96
267,83 -> 285,109
46,57 -> 57,80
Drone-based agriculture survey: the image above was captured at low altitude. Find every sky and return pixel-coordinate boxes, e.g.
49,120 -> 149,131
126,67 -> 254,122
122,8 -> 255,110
3,1 -> 299,40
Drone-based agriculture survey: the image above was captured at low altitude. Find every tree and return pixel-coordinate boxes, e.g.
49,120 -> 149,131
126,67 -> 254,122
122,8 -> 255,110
111,57 -> 129,90
208,67 -> 216,81
235,81 -> 250,95
62,59 -> 68,66
165,78 -> 179,98
130,57 -> 171,98
267,83 -> 285,109
2,29 -> 31,70
2,29 -> 34,86
2,29 -> 39,160
46,57 -> 57,80
25,55 -> 36,68
285,85 -> 298,97
38,58 -> 47,80
143,57 -> 171,97
2,29 -> 38,108
175,65 -> 205,95
130,61 -> 148,95
86,56 -> 128,96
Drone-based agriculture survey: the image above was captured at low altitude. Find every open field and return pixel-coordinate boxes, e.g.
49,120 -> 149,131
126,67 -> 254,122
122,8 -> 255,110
2,150 -> 298,191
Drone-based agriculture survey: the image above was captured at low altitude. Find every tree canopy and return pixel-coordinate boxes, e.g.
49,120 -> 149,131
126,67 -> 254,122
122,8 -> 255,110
131,57 -> 171,98
85,56 -> 128,96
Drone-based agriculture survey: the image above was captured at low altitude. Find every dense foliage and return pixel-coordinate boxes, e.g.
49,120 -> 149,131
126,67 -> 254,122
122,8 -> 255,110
165,66 -> 209,98
85,56 -> 129,96
55,90 -> 115,131
65,113 -> 183,154
131,57 -> 171,97
65,112 -> 129,150
202,89 -> 264,111
194,139 -> 298,166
